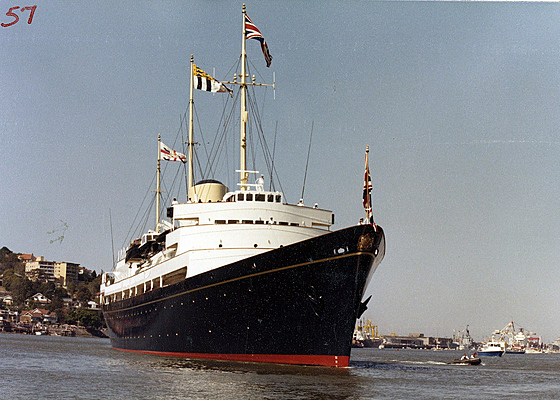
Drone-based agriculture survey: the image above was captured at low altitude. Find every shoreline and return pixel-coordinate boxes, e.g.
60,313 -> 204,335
1,323 -> 108,338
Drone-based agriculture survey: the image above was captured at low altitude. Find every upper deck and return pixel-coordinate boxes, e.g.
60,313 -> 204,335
171,190 -> 333,230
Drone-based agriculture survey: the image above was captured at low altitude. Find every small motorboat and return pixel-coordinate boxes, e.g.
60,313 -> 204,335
448,356 -> 482,365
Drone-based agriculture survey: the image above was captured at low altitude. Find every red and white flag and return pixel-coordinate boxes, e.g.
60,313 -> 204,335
160,142 -> 186,163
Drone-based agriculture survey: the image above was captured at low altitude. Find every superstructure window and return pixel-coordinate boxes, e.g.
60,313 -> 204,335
242,220 -> 253,224
215,220 -> 226,224
255,194 -> 265,202
228,220 -> 239,224
246,193 -> 253,201
267,194 -> 274,202
237,193 -> 244,201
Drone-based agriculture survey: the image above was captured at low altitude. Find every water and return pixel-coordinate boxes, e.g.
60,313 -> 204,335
1,333 -> 559,399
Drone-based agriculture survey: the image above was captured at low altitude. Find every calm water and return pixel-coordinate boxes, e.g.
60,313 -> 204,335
1,333 -> 559,399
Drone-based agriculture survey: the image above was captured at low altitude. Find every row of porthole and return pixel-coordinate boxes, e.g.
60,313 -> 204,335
112,291 -> 234,320
122,326 -> 252,340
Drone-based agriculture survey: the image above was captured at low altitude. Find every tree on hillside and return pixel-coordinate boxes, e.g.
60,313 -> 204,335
0,247 -> 24,275
67,308 -> 103,329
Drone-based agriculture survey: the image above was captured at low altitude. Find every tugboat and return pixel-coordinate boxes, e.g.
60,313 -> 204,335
100,5 -> 385,368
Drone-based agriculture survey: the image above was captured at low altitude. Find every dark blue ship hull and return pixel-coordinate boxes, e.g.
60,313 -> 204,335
102,224 -> 384,367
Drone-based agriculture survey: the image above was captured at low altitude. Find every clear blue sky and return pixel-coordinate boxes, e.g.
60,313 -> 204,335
2,1 -> 559,342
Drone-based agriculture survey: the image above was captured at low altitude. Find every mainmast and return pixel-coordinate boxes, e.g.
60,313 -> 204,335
156,134 -> 162,233
240,4 -> 249,190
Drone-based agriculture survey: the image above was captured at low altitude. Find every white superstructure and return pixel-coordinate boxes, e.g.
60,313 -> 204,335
101,182 -> 333,305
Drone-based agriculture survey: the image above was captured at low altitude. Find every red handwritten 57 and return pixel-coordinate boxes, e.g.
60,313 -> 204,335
1,5 -> 37,27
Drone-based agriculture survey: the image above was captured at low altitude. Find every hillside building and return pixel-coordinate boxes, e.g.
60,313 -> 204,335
25,257 -> 81,287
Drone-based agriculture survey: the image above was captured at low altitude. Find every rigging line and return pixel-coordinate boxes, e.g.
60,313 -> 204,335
244,85 -> 285,197
121,170 -> 157,250
204,91 -> 238,180
212,91 -> 237,172
109,208 -> 115,269
301,121 -> 314,201
158,115 -> 186,208
269,121 -> 278,191
180,113 -> 189,198
247,89 -> 274,185
136,193 -> 156,238
192,104 -> 210,179
194,92 -> 235,181
203,95 -> 231,179
169,167 -> 183,204
245,60 -> 272,125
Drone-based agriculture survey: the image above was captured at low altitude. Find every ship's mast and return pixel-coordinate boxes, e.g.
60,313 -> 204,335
156,134 -> 162,233
240,4 -> 248,190
188,55 -> 195,193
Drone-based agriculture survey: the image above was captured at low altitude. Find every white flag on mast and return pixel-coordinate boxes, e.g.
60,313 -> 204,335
160,141 -> 187,163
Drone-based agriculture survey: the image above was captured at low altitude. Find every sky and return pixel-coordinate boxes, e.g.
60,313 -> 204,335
2,1 -> 560,342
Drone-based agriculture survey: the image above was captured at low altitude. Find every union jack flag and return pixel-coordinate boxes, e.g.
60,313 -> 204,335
244,14 -> 273,67
363,146 -> 376,228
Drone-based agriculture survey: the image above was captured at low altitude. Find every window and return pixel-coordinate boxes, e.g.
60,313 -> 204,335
246,193 -> 253,201
237,193 -> 244,201
242,220 -> 253,224
276,195 -> 282,203
215,220 -> 226,224
255,194 -> 265,202
267,194 -> 274,202
228,220 -> 239,224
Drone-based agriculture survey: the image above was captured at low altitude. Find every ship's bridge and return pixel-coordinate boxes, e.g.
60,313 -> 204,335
171,188 -> 333,230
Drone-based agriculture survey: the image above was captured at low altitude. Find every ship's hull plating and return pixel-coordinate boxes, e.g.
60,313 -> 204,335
103,224 -> 384,367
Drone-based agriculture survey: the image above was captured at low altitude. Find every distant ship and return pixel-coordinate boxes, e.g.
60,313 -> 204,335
478,337 -> 505,357
453,325 -> 475,351
100,5 -> 385,368
352,319 -> 383,348
501,321 -> 526,354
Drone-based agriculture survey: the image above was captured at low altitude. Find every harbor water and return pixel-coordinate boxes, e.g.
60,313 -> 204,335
1,333 -> 559,399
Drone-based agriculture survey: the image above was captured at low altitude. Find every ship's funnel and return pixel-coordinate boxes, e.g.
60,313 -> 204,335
189,179 -> 228,203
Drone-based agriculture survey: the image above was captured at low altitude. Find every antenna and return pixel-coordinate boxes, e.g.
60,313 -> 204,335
270,120 -> 278,191
300,121 -> 314,201
109,208 -> 115,268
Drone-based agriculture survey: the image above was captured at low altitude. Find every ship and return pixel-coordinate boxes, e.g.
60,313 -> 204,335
352,318 -> 383,348
501,321 -> 526,354
453,325 -> 475,351
99,5 -> 385,368
478,336 -> 505,357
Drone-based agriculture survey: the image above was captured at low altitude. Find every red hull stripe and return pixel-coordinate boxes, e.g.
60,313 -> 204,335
113,347 -> 349,368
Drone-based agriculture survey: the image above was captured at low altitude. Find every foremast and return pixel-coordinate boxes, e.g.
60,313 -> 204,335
240,4 -> 249,190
